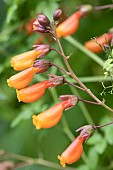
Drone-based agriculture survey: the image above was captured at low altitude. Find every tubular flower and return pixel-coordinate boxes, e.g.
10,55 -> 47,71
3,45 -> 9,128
10,44 -> 51,71
10,50 -> 40,71
16,75 -> 65,103
56,11 -> 81,38
84,33 -> 112,53
32,95 -> 78,129
7,67 -> 42,89
58,125 -> 94,167
58,135 -> 85,168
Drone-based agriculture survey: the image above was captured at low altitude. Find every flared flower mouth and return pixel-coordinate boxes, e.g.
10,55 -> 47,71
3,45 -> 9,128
32,115 -> 42,129
58,155 -> 66,168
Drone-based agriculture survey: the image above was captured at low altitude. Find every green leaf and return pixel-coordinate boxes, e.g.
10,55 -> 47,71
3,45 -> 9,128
0,92 -> 7,100
11,101 -> 48,128
6,4 -> 18,23
94,138 -> 107,154
35,1 -> 59,21
77,165 -> 89,170
100,116 -> 113,145
87,133 -> 102,145
88,147 -> 99,169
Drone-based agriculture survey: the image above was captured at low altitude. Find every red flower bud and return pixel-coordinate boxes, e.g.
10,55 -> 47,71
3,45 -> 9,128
33,20 -> 49,33
56,11 -> 81,38
37,14 -> 50,27
7,67 -> 42,89
53,9 -> 63,21
84,33 -> 112,53
32,96 -> 78,129
58,135 -> 85,167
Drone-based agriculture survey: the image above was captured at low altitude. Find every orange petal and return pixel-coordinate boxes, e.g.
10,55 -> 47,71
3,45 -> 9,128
84,33 -> 112,53
10,50 -> 42,71
7,67 -> 41,89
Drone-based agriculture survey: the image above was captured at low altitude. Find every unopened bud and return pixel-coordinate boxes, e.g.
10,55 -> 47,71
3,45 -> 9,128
37,14 -> 50,27
34,60 -> 52,73
48,74 -> 65,86
33,44 -> 51,58
33,21 -> 49,33
53,9 -> 63,21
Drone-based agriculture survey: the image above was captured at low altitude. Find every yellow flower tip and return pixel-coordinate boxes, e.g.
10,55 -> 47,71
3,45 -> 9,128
32,115 -> 42,129
7,79 -> 12,87
58,155 -> 66,168
16,90 -> 21,102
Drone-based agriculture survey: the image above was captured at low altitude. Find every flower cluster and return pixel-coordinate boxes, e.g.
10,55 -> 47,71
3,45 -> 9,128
8,6 -> 112,168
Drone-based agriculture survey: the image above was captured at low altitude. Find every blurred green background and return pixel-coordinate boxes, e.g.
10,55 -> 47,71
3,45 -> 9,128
0,0 -> 113,170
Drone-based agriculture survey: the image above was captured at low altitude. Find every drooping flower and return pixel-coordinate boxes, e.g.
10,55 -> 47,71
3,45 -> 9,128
56,11 -> 81,38
10,44 -> 51,71
7,60 -> 51,89
84,33 -> 112,53
58,135 -> 84,168
58,125 -> 94,167
32,95 -> 78,129
7,67 -> 41,89
16,75 -> 64,103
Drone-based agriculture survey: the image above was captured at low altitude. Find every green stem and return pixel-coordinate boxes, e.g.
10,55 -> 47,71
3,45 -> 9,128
0,150 -> 75,170
64,36 -> 104,67
67,76 -> 112,83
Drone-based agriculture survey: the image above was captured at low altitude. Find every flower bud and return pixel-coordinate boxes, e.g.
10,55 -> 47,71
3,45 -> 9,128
34,59 -> 52,73
33,44 -> 51,58
53,9 -> 63,21
84,33 -> 112,53
37,14 -> 50,27
58,135 -> 85,167
32,96 -> 78,129
7,67 -> 41,89
33,20 -> 49,33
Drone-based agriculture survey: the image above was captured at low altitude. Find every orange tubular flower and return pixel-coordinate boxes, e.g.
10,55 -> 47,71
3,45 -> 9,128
10,44 -> 51,71
32,95 -> 78,129
16,80 -> 54,103
58,135 -> 85,168
10,50 -> 40,71
84,33 -> 112,53
7,67 -> 42,89
16,75 -> 65,103
56,11 -> 81,38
